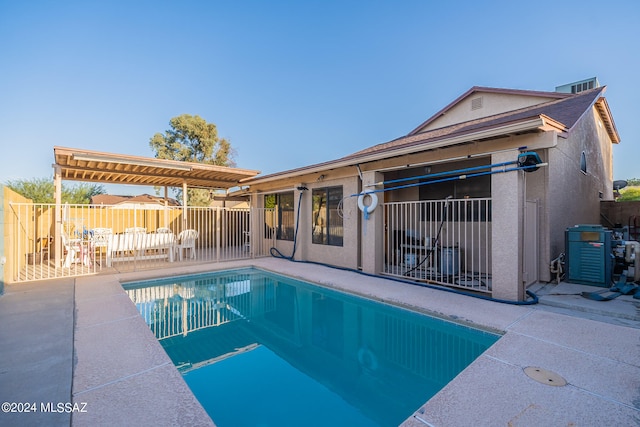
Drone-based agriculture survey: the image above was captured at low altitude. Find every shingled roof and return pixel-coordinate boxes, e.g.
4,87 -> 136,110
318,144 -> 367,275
244,85 -> 620,185
345,86 -> 619,160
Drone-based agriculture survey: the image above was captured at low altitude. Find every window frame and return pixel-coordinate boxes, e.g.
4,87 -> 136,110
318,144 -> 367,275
264,192 -> 295,241
312,186 -> 344,246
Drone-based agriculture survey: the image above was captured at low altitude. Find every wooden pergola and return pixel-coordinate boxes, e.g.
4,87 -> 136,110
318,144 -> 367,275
52,146 -> 260,267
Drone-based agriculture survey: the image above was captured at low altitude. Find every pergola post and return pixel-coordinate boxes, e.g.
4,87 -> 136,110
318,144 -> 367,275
53,164 -> 62,268
182,181 -> 188,230
163,186 -> 169,228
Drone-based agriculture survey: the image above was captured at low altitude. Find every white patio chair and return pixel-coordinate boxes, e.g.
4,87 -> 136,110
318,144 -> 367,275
61,224 -> 84,268
175,229 -> 199,261
243,231 -> 250,252
91,228 -> 112,265
156,227 -> 172,234
125,227 -> 147,234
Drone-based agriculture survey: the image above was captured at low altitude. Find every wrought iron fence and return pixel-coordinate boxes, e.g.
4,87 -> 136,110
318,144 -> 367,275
383,198 -> 492,292
7,203 -> 275,282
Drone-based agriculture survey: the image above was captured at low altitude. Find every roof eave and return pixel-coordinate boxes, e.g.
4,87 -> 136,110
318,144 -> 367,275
594,98 -> 621,144
245,117 -> 547,186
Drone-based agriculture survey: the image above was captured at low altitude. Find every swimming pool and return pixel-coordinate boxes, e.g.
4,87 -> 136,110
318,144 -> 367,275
124,268 -> 500,426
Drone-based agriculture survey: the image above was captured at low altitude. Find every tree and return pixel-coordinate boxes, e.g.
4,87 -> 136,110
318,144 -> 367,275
618,187 -> 640,201
63,183 -> 106,204
150,114 -> 235,166
6,178 -> 105,204
149,114 -> 236,206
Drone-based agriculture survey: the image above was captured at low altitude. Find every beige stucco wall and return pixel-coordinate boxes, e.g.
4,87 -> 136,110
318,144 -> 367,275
491,150 -> 524,301
546,108 -> 615,266
250,174 -> 360,270
420,92 -> 558,131
305,176 -> 360,269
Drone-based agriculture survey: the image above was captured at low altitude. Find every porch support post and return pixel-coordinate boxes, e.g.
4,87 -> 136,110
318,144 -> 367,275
294,184 -> 309,261
491,151 -> 525,301
53,164 -> 62,268
163,186 -> 169,228
361,171 -> 383,275
182,181 -> 187,230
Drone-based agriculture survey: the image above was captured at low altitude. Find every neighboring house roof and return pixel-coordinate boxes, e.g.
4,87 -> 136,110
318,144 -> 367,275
244,85 -> 620,185
91,193 -> 180,206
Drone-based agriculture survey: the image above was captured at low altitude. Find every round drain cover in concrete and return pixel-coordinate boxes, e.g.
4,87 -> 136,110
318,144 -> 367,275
524,367 -> 567,386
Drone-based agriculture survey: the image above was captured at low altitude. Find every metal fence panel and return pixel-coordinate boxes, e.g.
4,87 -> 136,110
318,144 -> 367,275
383,198 -> 492,293
7,203 -> 276,282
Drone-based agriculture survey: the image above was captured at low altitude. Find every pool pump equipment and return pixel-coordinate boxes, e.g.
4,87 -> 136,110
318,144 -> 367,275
565,224 -> 640,287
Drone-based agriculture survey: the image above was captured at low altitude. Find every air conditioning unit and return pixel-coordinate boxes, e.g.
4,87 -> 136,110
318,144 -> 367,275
555,77 -> 600,94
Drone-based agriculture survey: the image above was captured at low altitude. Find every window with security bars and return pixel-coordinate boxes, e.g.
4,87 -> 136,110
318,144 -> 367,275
312,186 -> 343,246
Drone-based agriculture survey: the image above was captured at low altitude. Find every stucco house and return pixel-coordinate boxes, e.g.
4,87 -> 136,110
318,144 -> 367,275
243,78 -> 620,302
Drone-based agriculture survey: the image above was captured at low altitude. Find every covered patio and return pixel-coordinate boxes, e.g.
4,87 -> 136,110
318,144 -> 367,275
4,147 -> 273,282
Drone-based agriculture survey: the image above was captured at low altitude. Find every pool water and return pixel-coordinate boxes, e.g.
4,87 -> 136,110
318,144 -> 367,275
124,268 -> 499,426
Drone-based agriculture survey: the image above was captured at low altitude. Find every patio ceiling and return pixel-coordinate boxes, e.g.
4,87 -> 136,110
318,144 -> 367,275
54,146 -> 260,189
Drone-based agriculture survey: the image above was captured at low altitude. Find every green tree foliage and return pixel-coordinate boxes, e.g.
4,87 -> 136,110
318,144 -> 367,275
149,114 -> 236,206
618,186 -> 640,201
625,178 -> 640,187
6,178 -> 105,204
149,114 -> 235,166
63,183 -> 107,204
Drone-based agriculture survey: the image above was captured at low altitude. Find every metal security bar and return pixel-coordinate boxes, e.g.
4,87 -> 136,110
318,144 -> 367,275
7,203 -> 276,282
383,198 -> 492,293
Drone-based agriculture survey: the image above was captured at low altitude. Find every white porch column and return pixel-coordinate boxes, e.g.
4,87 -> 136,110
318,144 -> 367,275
53,164 -> 62,268
360,171 -> 383,275
293,184 -> 310,261
182,181 -> 188,229
491,152 -> 525,301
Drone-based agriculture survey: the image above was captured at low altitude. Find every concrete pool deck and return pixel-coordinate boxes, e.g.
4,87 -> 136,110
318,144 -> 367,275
1,258 -> 639,426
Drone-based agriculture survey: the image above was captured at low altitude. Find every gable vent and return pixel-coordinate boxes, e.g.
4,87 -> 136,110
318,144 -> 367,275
471,97 -> 483,110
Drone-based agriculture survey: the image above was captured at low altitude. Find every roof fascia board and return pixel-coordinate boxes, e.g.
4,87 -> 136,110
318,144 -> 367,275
563,86 -> 620,144
594,97 -> 621,143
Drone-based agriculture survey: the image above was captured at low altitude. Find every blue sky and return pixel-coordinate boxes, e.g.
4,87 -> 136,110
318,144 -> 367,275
1,0 -> 639,195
